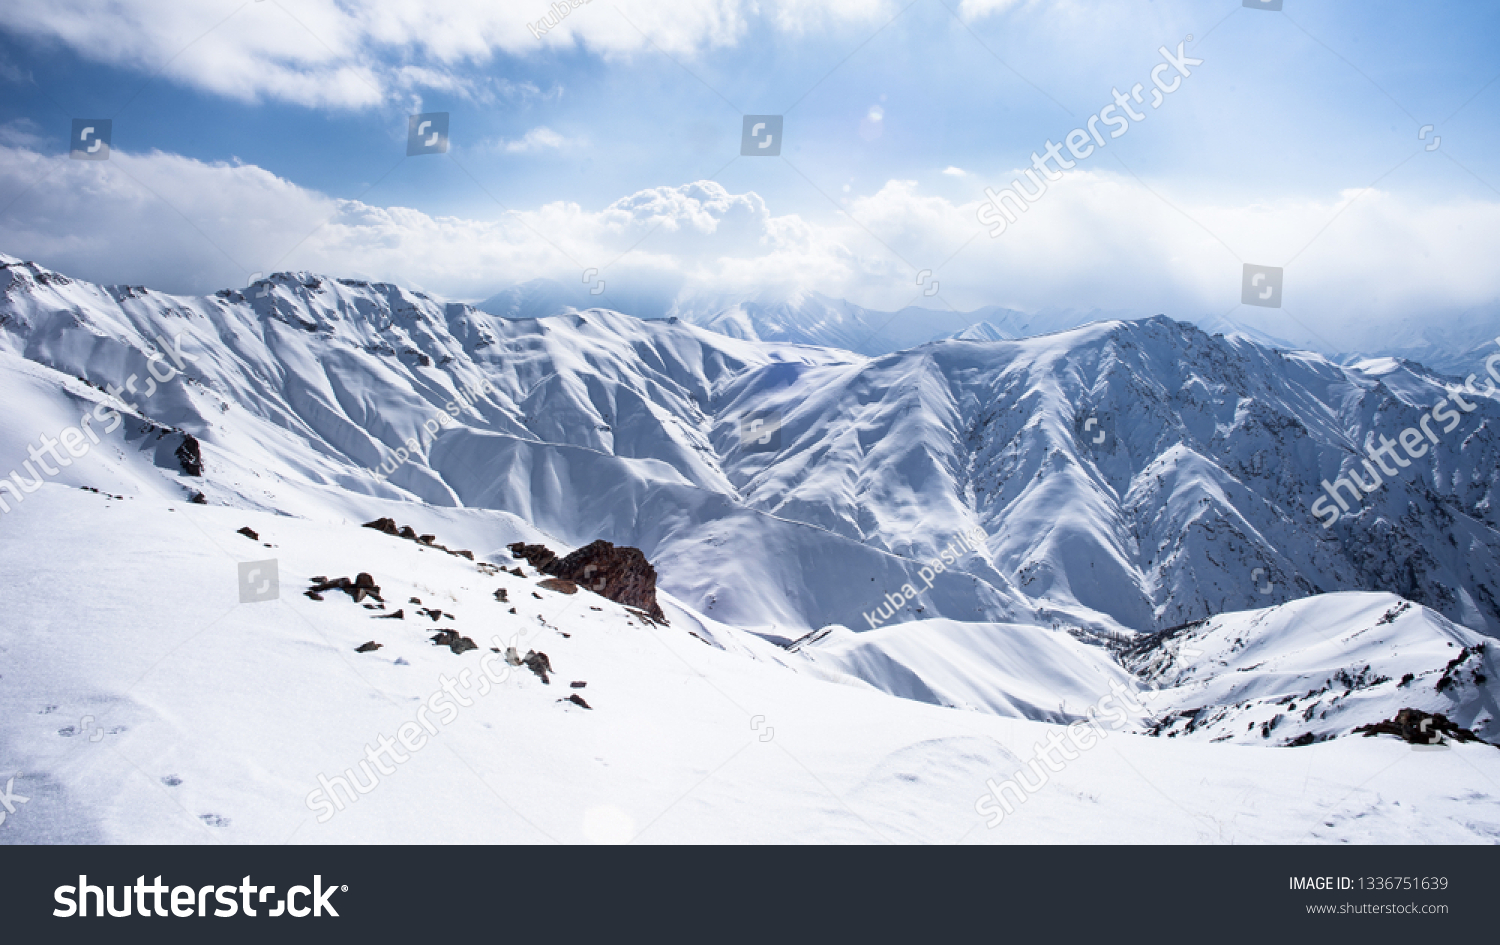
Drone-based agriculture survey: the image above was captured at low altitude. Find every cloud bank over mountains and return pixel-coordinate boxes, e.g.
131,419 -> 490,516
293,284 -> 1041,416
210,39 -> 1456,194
2,138 -> 1496,350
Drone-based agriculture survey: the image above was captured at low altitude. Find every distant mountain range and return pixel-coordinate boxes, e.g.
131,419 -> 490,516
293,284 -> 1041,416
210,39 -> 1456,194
479,278 -> 1500,378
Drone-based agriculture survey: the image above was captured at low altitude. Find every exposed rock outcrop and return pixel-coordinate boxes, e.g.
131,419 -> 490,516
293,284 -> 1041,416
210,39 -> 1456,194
508,539 -> 666,622
1354,708 -> 1494,747
175,434 -> 203,477
362,518 -> 475,560
431,630 -> 478,655
307,573 -> 384,604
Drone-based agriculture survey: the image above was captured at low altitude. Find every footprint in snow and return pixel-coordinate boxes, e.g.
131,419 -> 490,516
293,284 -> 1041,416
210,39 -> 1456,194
199,814 -> 230,828
162,776 -> 182,787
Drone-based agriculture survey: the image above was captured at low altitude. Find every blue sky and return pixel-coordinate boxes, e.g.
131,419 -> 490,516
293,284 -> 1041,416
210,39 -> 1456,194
0,0 -> 1496,343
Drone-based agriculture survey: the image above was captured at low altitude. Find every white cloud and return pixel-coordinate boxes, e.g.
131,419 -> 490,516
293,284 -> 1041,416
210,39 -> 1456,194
0,119 -> 46,150
1,143 -> 1496,348
492,126 -> 572,153
0,0 -> 892,110
942,166 -> 967,177
0,51 -> 33,85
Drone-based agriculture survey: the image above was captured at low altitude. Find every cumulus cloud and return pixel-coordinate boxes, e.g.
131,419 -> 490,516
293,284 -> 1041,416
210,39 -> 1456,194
0,143 -> 1496,349
0,0 -> 892,109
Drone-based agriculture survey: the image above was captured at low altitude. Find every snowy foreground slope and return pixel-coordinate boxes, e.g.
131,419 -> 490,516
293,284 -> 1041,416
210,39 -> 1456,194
3,487 -> 1498,844
3,255 -> 1500,843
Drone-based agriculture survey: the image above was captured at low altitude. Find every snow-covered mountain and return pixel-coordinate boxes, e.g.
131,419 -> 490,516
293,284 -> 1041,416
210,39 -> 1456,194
5,253 -> 1500,843
1123,592 -> 1498,746
482,278 -> 1499,384
1338,305 -> 1500,379
479,280 -> 1030,357
7,256 -> 1500,638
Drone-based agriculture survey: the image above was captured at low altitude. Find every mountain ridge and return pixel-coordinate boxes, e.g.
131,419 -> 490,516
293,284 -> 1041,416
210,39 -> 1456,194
3,254 -> 1498,640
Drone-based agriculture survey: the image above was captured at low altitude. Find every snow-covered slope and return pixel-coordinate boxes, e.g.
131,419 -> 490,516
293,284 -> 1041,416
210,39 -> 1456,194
795,619 -> 1142,723
5,256 -> 1499,639
717,319 -> 1500,635
1123,592 -> 1498,746
2,257 -> 1038,632
4,485 -> 1498,844
7,254 -> 1500,844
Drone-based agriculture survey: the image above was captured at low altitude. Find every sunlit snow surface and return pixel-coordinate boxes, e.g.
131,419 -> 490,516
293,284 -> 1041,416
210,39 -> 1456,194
2,256 -> 1499,843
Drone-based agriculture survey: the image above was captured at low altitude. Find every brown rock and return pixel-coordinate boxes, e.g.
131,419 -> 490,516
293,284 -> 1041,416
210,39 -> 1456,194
431,630 -> 478,655
523,650 -> 554,683
310,574 -> 382,604
362,517 -> 400,536
355,641 -> 382,653
507,539 -> 666,623
538,578 -> 578,595
508,542 -> 559,572
1354,707 -> 1493,746
176,434 -> 203,477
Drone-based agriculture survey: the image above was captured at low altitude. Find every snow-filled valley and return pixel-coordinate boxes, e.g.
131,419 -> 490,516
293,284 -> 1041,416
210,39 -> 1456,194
2,254 -> 1499,844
